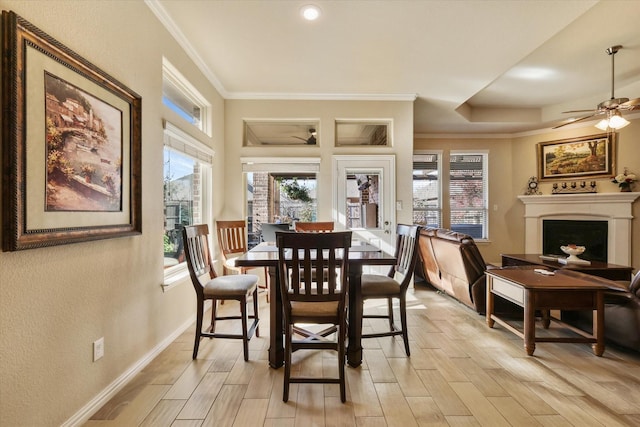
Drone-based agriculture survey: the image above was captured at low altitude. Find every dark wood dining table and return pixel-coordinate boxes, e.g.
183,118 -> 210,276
234,240 -> 396,368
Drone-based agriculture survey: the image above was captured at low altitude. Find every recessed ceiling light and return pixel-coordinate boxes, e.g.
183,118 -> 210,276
507,67 -> 555,80
301,4 -> 321,21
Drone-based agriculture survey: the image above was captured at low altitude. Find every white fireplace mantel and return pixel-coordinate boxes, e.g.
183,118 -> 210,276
518,192 -> 640,266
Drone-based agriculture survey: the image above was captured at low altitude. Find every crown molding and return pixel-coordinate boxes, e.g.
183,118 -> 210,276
145,0 -> 229,97
226,92 -> 418,101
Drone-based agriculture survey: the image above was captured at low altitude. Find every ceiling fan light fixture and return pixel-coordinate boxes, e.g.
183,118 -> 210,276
594,111 -> 630,131
594,119 -> 610,131
608,113 -> 630,129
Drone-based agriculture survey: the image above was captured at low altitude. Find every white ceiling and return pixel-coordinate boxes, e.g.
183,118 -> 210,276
148,0 -> 640,135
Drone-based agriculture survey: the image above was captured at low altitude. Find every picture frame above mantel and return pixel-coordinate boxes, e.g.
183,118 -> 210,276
537,133 -> 615,181
2,11 -> 142,251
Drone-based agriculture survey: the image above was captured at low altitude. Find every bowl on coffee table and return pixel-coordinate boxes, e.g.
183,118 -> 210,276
561,245 -> 586,262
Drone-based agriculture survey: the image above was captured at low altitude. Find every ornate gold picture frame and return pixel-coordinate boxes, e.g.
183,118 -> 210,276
2,11 -> 142,251
537,133 -> 615,182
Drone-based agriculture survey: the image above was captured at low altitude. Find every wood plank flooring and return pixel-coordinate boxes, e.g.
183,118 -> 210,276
86,285 -> 640,426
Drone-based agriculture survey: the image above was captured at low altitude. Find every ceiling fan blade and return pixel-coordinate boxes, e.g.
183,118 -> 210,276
292,135 -> 316,145
561,109 -> 597,114
619,97 -> 640,110
552,113 -> 599,129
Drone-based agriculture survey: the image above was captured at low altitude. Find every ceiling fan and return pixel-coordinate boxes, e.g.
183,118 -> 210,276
553,45 -> 640,130
292,128 -> 317,145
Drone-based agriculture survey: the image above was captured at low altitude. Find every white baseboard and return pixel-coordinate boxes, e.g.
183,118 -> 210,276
61,312 -> 198,427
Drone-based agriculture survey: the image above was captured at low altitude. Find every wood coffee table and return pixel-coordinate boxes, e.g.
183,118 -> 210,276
486,268 -> 608,356
501,253 -> 633,281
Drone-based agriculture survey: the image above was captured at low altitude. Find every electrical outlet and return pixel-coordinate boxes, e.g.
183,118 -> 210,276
93,337 -> 104,362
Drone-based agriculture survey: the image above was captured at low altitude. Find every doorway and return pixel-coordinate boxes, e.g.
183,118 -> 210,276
332,155 -> 396,254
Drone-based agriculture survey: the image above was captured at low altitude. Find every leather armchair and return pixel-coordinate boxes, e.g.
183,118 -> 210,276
416,227 -> 496,313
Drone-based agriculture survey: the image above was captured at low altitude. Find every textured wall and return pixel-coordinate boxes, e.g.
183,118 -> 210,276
0,1 -> 225,425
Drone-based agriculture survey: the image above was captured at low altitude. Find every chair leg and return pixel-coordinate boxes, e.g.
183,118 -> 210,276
253,288 -> 260,337
264,266 -> 270,303
400,296 -> 410,356
283,324 -> 292,402
210,299 -> 217,333
241,296 -> 249,362
193,298 -> 204,359
338,322 -> 347,403
387,297 -> 395,331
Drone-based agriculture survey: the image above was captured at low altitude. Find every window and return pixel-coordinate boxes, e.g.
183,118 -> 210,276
243,120 -> 319,146
163,121 -> 213,286
449,152 -> 488,239
335,119 -> 391,146
412,153 -> 441,227
242,158 -> 320,248
162,58 -> 211,136
412,151 -> 488,240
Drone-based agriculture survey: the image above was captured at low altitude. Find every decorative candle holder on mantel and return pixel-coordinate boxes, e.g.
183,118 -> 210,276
551,181 -> 597,194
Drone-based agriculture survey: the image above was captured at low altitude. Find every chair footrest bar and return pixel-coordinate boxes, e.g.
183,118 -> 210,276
201,318 -> 259,340
289,377 -> 341,384
362,329 -> 402,338
292,342 -> 339,350
214,315 -> 242,321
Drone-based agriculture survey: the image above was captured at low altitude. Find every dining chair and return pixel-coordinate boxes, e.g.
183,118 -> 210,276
216,219 -> 270,302
359,224 -> 420,356
276,230 -> 352,403
294,221 -> 335,232
182,224 -> 260,361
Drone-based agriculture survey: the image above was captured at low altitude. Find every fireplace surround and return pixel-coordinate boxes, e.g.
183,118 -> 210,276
518,193 -> 640,266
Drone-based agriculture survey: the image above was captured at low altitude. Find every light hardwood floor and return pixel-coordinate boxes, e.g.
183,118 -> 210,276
86,284 -> 640,426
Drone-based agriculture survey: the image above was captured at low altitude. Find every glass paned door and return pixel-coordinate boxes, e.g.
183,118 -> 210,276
333,155 -> 396,254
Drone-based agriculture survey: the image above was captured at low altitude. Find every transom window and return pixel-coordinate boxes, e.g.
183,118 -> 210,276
162,58 -> 211,136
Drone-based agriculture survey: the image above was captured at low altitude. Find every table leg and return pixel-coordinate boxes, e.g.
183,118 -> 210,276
486,276 -> 495,328
524,289 -> 536,356
592,290 -> 605,357
541,310 -> 550,329
268,266 -> 284,368
347,264 -> 363,367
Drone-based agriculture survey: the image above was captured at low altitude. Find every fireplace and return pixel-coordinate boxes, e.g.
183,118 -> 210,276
542,219 -> 607,262
518,193 -> 639,266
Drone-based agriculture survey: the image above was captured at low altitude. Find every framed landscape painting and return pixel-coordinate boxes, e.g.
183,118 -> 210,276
537,133 -> 615,181
2,11 -> 142,251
